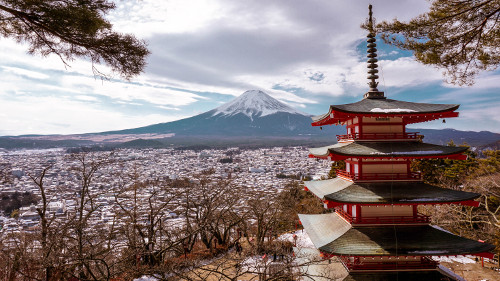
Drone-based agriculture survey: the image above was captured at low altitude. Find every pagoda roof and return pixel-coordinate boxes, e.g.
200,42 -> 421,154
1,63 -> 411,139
309,141 -> 468,160
342,271 -> 454,281
305,178 -> 480,204
299,213 -> 495,256
312,99 -> 459,126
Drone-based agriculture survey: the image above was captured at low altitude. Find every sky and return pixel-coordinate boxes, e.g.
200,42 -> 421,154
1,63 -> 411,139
0,0 -> 499,136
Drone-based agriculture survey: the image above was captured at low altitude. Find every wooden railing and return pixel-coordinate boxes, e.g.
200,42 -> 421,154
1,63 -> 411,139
335,209 -> 430,225
340,256 -> 438,271
337,132 -> 422,141
336,170 -> 421,181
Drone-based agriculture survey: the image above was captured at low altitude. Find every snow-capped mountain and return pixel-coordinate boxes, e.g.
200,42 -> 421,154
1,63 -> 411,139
212,90 -> 307,119
110,90 -> 339,137
3,89 -> 499,148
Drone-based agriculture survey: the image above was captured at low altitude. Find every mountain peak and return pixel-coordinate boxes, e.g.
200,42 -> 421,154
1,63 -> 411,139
212,90 -> 307,119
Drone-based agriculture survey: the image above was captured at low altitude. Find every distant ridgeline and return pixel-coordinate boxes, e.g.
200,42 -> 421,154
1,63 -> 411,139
0,90 -> 499,150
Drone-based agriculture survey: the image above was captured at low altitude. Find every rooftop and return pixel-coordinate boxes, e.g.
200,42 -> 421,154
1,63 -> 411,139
309,141 -> 468,160
305,178 -> 480,205
299,213 -> 495,256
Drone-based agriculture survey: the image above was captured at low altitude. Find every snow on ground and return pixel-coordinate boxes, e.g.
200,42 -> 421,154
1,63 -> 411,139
241,255 -> 269,273
277,230 -> 315,248
133,276 -> 159,281
433,255 -> 477,264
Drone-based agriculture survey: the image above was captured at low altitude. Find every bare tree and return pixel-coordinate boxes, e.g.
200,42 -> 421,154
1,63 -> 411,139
183,176 -> 244,252
114,172 -> 186,277
62,151 -> 116,280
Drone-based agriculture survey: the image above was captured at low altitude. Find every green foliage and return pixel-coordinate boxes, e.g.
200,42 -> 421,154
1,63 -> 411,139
376,0 -> 500,85
277,181 -> 324,217
328,160 -> 346,179
0,0 -> 149,79
10,208 -> 19,218
412,142 -> 478,189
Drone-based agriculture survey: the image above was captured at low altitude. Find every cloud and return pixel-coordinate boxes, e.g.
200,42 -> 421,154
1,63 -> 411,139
2,66 -> 50,80
0,0 -> 498,134
109,0 -> 225,36
59,75 -> 206,107
141,0 -> 431,98
0,95 -> 189,135
344,57 -> 443,91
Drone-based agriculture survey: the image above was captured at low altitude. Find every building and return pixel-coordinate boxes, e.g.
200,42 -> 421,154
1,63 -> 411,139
298,5 -> 495,280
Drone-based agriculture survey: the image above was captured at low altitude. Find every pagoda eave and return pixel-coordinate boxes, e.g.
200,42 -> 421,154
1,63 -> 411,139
341,270 -> 456,280
312,109 -> 459,127
311,99 -> 460,126
308,141 -> 468,160
322,199 -> 480,208
309,152 -> 467,161
305,178 -> 481,206
299,213 -> 495,258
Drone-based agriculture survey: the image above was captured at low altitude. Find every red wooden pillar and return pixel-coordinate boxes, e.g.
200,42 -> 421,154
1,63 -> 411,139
359,158 -> 363,179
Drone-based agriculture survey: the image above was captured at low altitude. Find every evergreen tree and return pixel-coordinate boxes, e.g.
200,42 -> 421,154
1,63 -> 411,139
0,0 -> 149,79
376,0 -> 500,85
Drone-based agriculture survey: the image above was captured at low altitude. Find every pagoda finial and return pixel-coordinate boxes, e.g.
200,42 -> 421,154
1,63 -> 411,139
364,4 -> 385,99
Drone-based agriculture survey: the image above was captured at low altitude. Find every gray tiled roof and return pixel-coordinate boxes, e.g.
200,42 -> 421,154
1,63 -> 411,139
343,271 -> 453,281
312,98 -> 459,122
299,213 -> 495,256
319,225 -> 495,256
304,178 -> 480,204
309,141 -> 467,158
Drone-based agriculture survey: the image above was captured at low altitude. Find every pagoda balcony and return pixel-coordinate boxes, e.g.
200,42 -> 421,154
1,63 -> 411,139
339,256 -> 438,271
336,170 -> 421,182
336,209 -> 431,225
337,132 -> 422,142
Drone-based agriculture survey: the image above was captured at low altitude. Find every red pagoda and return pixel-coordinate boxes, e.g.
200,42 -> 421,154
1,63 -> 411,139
299,6 -> 495,280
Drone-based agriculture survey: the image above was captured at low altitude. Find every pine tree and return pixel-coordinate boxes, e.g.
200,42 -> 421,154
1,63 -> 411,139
0,0 -> 149,79
376,0 -> 500,85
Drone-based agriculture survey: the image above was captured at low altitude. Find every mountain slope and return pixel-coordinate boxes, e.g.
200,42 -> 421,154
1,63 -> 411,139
113,90 -> 341,137
1,90 -> 499,149
212,90 -> 305,119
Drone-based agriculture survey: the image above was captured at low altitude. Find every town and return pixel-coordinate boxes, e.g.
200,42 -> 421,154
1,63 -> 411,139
0,146 -> 328,237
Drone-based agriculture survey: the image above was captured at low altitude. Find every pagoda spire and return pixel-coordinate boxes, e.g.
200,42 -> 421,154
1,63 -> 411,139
364,4 -> 385,99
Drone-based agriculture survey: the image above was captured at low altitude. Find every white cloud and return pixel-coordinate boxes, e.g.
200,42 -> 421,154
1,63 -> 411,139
0,95 -> 188,135
2,66 -> 50,80
345,57 -> 443,91
109,0 -> 225,36
59,76 -> 206,106
0,0 -> 497,134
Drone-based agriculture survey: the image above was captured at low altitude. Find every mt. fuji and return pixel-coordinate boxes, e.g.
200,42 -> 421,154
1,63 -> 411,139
212,90 -> 307,120
2,90 -> 499,149
113,90 -> 336,137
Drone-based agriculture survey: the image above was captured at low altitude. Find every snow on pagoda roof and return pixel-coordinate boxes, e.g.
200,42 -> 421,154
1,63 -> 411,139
309,141 -> 468,160
305,177 -> 353,199
305,178 -> 480,204
311,99 -> 459,126
299,213 -> 495,256
298,213 -> 351,249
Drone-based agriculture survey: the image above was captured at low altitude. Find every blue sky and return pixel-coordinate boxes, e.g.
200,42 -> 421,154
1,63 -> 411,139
0,0 -> 499,135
